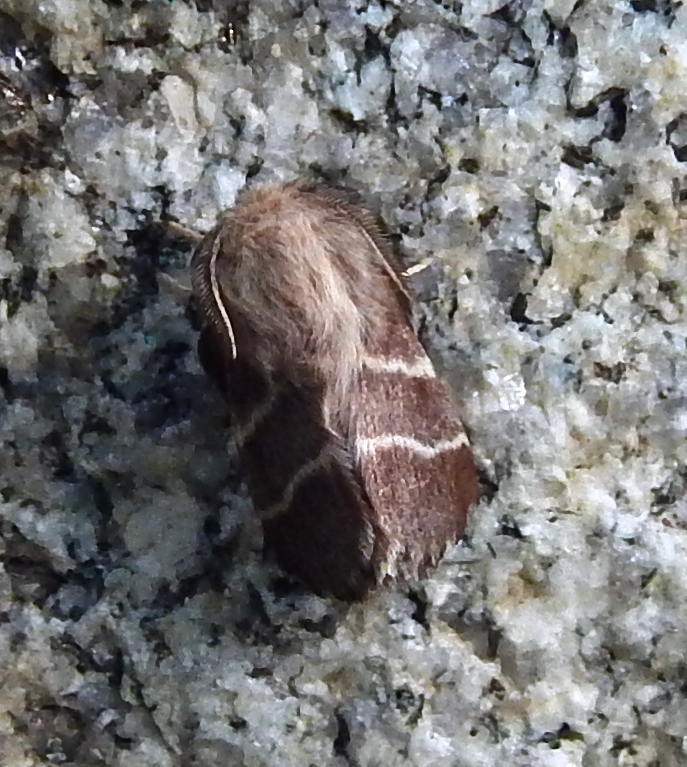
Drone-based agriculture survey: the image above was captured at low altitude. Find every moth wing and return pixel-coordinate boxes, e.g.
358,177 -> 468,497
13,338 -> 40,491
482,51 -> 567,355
354,321 -> 479,580
198,327 -> 385,600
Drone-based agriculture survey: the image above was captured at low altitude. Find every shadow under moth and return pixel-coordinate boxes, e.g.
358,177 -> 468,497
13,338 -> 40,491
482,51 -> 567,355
191,182 -> 479,600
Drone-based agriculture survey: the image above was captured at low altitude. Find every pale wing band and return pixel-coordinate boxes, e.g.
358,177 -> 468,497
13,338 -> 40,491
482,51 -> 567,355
362,355 -> 436,378
259,449 -> 336,520
233,392 -> 278,449
357,433 -> 468,459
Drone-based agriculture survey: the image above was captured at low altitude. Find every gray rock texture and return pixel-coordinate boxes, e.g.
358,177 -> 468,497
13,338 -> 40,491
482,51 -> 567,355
0,1 -> 686,765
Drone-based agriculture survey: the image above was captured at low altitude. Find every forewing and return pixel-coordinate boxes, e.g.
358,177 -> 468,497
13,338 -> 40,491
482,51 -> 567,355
355,321 -> 479,579
198,327 -> 385,600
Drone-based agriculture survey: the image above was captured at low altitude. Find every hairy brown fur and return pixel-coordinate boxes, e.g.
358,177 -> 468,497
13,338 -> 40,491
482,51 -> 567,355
193,183 -> 409,426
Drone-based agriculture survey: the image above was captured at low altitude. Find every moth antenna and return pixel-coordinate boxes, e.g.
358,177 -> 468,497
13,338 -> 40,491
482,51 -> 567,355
402,260 -> 432,278
357,226 -> 410,301
158,271 -> 193,298
165,220 -> 205,245
209,234 -> 238,359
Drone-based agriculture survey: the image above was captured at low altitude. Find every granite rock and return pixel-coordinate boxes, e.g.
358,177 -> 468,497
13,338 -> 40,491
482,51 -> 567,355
1,1 -> 686,765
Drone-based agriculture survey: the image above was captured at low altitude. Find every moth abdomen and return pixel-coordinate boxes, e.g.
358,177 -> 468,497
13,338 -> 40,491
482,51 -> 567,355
190,181 -> 479,599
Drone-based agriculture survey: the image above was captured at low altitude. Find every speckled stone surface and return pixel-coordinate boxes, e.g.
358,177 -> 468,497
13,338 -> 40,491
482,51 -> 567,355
1,1 -> 686,765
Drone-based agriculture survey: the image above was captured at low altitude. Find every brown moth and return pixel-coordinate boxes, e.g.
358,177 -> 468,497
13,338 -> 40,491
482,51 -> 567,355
191,182 -> 479,600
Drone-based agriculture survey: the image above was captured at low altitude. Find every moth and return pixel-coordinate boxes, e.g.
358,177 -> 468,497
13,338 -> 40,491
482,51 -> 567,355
191,182 -> 479,600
